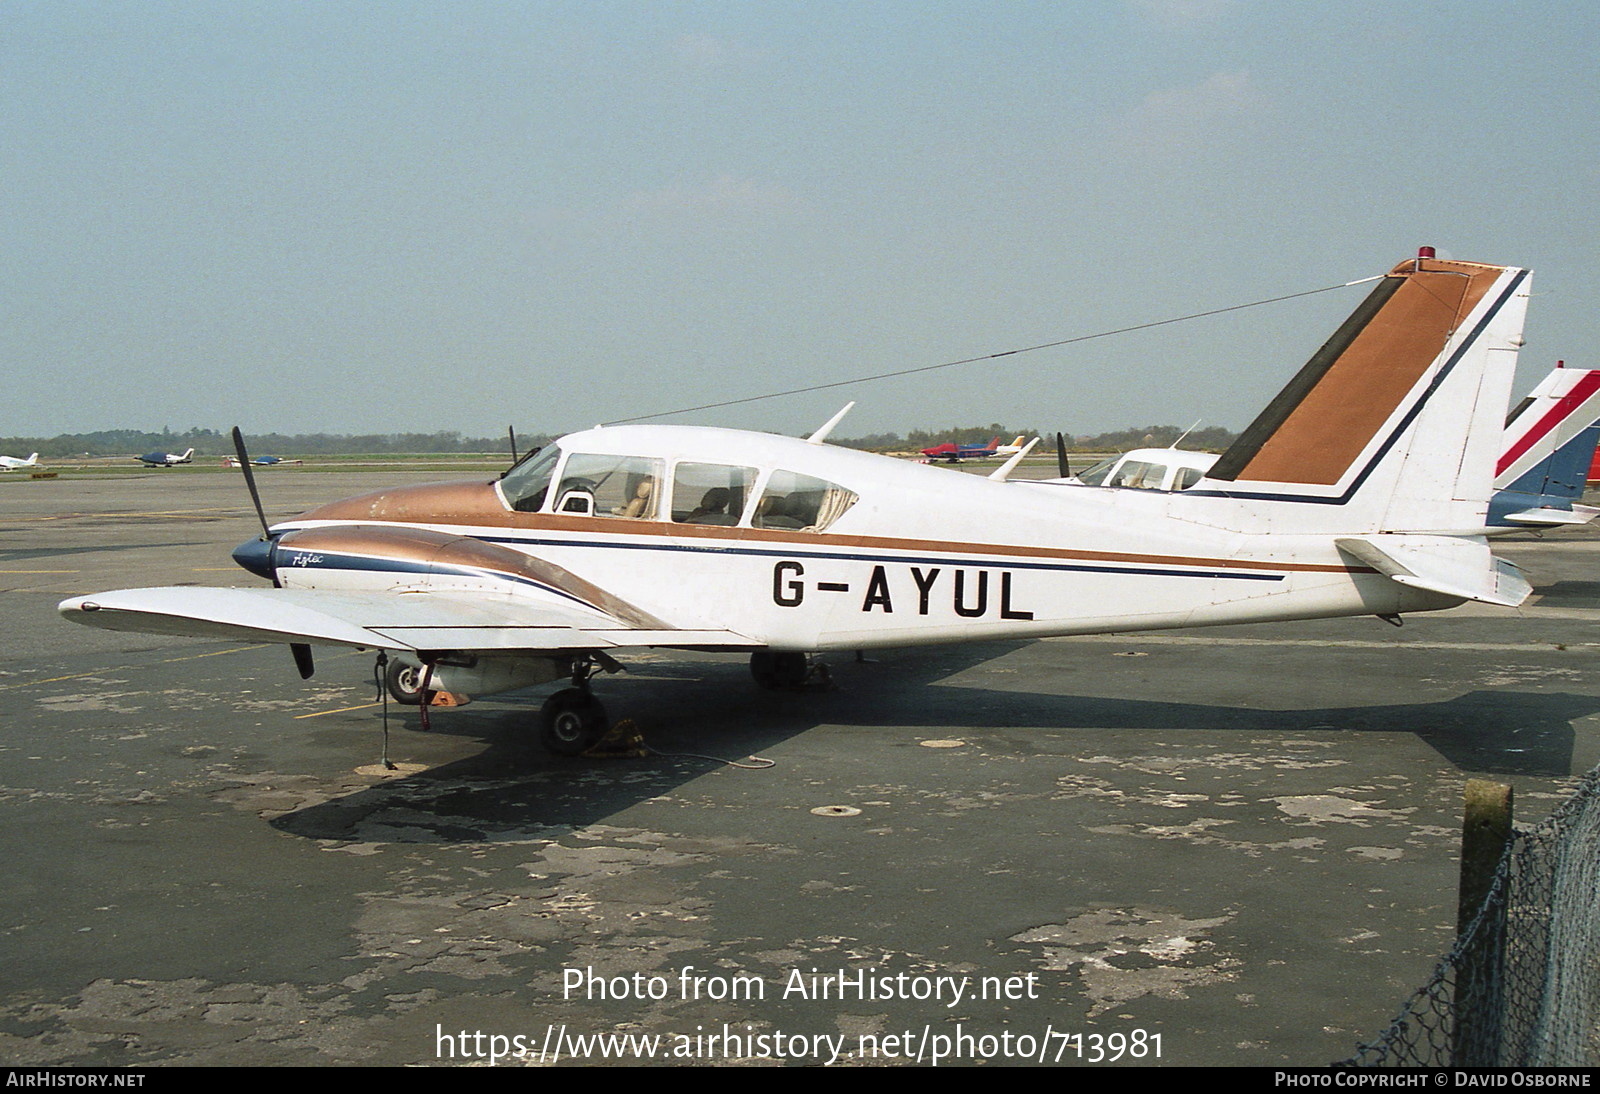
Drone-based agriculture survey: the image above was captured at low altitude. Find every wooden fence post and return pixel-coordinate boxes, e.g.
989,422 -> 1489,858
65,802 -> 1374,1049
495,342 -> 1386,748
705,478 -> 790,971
1453,778 -> 1513,1066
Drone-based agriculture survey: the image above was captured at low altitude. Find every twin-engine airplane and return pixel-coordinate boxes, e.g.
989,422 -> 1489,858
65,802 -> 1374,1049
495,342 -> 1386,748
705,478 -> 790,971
63,251 -> 1538,755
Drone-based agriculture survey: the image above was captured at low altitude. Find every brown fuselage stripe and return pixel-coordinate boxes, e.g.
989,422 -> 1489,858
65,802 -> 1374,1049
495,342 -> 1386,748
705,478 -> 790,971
277,523 -> 670,628
287,491 -> 1372,577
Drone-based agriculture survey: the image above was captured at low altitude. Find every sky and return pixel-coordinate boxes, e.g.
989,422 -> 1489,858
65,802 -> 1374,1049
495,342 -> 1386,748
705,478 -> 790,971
6,1 -> 1600,441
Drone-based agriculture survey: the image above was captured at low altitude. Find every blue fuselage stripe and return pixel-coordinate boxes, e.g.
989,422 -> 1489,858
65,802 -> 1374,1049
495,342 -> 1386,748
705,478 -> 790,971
470,534 -> 1287,583
275,549 -> 602,608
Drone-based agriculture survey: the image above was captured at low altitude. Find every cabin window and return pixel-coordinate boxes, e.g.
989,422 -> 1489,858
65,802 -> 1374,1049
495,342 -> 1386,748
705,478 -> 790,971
1173,466 -> 1203,491
753,470 -> 858,532
499,446 -> 561,512
671,463 -> 756,525
1108,460 -> 1162,489
554,454 -> 665,519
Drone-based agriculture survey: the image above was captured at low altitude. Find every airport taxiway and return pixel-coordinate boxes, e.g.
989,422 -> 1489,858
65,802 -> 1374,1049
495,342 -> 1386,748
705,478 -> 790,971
2,469 -> 1597,1066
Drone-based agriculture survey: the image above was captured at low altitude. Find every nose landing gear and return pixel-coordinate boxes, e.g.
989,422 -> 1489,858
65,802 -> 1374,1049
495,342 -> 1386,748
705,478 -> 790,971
539,690 -> 610,755
538,653 -> 620,756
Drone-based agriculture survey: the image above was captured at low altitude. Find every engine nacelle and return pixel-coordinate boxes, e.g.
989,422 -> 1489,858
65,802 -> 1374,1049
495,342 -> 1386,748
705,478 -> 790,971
394,653 -> 568,703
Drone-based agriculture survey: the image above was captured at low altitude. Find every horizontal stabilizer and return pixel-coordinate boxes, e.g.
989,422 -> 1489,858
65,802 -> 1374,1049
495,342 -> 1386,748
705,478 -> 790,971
1500,504 -> 1600,528
1335,536 -> 1531,608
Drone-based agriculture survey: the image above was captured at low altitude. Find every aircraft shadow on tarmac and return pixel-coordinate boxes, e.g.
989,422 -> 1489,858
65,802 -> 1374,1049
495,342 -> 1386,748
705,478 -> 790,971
271,640 -> 1596,843
0,542 -> 211,562
1530,580 -> 1600,609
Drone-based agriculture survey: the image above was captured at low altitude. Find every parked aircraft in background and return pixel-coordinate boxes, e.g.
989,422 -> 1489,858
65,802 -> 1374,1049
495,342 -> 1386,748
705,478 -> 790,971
223,455 -> 303,468
136,448 -> 194,467
0,452 -> 40,471
920,435 -> 1003,462
1067,364 -> 1600,534
1489,365 -> 1600,529
63,250 -> 1535,756
1072,447 -> 1218,492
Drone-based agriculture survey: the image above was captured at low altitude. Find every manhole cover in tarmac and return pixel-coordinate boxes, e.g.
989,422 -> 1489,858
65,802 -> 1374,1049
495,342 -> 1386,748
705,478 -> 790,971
810,805 -> 862,817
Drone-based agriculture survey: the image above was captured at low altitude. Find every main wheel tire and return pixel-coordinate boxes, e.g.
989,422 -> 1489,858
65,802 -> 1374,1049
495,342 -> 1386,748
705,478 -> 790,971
539,688 -> 609,756
750,651 -> 808,690
385,660 -> 427,706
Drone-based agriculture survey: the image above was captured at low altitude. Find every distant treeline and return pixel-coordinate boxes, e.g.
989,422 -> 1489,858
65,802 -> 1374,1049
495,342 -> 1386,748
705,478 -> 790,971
0,427 -> 554,459
1,423 -> 1236,458
833,423 -> 1238,453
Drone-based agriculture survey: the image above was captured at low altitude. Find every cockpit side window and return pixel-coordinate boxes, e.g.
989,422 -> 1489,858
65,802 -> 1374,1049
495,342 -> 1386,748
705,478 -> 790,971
1108,460 -> 1161,489
754,470 -> 858,532
672,462 -> 756,525
499,446 -> 561,512
554,454 -> 664,519
1174,466 -> 1203,491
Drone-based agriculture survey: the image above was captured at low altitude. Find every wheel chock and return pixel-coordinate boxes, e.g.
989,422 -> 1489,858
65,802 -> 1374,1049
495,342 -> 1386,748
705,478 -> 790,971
584,718 -> 648,758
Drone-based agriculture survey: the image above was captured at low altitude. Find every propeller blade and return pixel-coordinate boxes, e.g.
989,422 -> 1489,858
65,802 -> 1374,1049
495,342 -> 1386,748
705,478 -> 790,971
1056,432 -> 1070,478
508,425 -> 518,466
291,642 -> 315,680
231,427 -> 270,540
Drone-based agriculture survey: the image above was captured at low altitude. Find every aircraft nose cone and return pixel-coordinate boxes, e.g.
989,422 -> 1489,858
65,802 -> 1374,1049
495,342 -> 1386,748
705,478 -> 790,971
232,536 -> 276,580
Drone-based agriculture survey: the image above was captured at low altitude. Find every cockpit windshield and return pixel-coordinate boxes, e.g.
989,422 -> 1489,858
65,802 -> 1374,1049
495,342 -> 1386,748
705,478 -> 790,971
499,446 -> 560,512
1075,456 -> 1118,487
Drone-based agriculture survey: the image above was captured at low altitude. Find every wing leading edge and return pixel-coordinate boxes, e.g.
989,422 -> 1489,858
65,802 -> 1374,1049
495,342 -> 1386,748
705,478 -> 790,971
59,587 -> 755,653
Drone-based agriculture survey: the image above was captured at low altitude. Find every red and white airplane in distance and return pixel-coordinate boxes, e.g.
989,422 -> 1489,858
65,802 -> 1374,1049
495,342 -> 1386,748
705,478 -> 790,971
919,435 -> 1010,462
63,250 -> 1537,755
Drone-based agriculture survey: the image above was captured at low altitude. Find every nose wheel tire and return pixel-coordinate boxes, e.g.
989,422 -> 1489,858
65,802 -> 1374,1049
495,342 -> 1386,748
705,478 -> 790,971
539,688 -> 610,756
385,660 -> 427,706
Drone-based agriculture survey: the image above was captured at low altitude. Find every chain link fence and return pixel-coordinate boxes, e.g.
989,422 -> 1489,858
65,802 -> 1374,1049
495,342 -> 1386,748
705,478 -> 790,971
1341,763 -> 1600,1066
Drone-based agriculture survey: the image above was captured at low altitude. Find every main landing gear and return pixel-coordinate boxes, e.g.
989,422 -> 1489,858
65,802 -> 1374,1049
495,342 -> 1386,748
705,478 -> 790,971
539,655 -> 612,756
384,659 -> 429,706
749,651 -> 812,690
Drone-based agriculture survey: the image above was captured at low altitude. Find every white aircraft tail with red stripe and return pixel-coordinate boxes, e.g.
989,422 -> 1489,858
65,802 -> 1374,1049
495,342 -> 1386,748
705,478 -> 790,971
1487,365 -> 1600,529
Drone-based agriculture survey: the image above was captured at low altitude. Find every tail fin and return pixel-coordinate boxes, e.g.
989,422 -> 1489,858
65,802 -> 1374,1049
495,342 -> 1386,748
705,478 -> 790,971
1201,254 -> 1528,532
1489,366 -> 1600,527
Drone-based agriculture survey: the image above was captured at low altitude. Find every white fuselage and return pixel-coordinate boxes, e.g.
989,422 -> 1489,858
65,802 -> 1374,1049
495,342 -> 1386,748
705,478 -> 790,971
271,426 -> 1453,652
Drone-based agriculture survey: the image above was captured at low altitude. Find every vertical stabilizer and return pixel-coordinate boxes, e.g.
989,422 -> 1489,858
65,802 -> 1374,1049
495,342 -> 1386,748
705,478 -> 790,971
1201,254 -> 1528,532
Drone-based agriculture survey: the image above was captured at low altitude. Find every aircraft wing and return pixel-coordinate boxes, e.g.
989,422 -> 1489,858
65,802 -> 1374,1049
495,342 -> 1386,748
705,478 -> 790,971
59,587 -> 756,652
